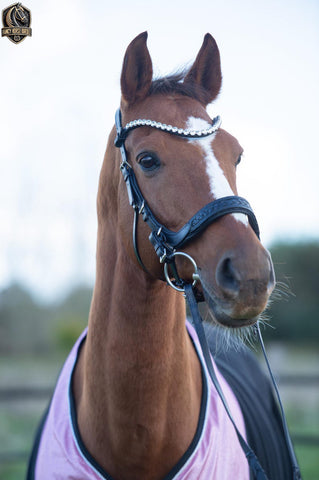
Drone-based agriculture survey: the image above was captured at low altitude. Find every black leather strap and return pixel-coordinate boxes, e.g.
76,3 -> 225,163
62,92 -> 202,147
184,283 -> 269,480
163,196 -> 260,246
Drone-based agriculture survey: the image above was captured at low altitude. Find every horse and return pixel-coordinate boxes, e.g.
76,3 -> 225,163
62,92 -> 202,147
27,32 -> 300,480
6,3 -> 28,27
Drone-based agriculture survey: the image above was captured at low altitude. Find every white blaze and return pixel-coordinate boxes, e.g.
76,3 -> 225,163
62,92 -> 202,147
187,116 -> 248,226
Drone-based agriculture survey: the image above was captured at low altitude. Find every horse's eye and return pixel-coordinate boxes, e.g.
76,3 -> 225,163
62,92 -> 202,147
137,154 -> 160,172
236,154 -> 243,167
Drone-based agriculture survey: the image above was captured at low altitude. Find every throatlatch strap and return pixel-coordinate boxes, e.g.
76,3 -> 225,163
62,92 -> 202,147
184,284 -> 269,480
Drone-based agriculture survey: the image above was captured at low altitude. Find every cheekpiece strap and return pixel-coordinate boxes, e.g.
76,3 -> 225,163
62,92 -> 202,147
114,109 -> 128,147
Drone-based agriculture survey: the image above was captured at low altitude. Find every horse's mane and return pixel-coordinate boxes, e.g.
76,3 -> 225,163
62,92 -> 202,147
150,70 -> 211,105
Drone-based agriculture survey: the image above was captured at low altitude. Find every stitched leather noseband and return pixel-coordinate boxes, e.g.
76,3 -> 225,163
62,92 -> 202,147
114,108 -> 259,284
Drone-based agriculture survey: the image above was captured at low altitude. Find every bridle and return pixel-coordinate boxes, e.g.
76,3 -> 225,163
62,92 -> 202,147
114,108 -> 301,480
114,109 -> 259,287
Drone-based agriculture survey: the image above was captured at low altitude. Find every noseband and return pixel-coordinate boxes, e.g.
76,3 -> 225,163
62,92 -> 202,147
114,108 -> 259,287
114,108 -> 301,480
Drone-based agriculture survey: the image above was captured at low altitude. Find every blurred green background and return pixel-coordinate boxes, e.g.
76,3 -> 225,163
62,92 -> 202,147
0,240 -> 318,479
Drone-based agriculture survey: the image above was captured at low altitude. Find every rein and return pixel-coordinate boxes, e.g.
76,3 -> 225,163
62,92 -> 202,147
114,108 -> 301,480
185,285 -> 301,480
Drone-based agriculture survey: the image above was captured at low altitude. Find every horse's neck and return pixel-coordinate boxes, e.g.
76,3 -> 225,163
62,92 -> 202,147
73,233 -> 203,480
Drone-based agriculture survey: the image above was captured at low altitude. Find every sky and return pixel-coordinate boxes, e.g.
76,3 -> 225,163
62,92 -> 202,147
1,0 -> 318,301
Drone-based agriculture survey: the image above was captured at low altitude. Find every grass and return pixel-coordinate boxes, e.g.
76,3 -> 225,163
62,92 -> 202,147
0,463 -> 26,480
0,352 -> 61,480
294,446 -> 319,480
286,405 -> 319,479
0,406 -> 42,480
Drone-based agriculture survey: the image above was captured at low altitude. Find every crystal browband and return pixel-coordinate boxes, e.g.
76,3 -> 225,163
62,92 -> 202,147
125,116 -> 221,138
114,111 -> 221,147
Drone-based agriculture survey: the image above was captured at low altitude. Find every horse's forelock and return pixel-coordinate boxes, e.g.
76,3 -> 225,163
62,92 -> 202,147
150,71 -> 212,105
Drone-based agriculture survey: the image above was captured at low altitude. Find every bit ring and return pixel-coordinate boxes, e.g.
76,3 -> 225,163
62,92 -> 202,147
164,252 -> 199,292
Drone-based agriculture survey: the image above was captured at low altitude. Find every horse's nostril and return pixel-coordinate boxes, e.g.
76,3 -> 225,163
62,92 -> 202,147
216,257 -> 240,298
216,252 -> 276,302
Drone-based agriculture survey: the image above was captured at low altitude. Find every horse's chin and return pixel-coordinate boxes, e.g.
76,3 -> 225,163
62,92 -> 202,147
196,284 -> 259,329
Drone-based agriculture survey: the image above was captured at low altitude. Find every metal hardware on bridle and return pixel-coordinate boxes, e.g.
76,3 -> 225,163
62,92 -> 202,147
164,252 -> 200,292
114,108 -> 301,479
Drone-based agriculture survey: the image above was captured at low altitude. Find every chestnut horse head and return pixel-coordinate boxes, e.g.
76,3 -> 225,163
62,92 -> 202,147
99,31 -> 275,329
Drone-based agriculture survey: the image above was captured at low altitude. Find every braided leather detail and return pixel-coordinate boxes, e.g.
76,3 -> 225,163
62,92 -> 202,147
160,197 -> 260,248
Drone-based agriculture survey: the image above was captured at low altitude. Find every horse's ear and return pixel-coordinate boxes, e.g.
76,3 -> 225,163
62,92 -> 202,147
184,33 -> 222,105
121,32 -> 153,107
